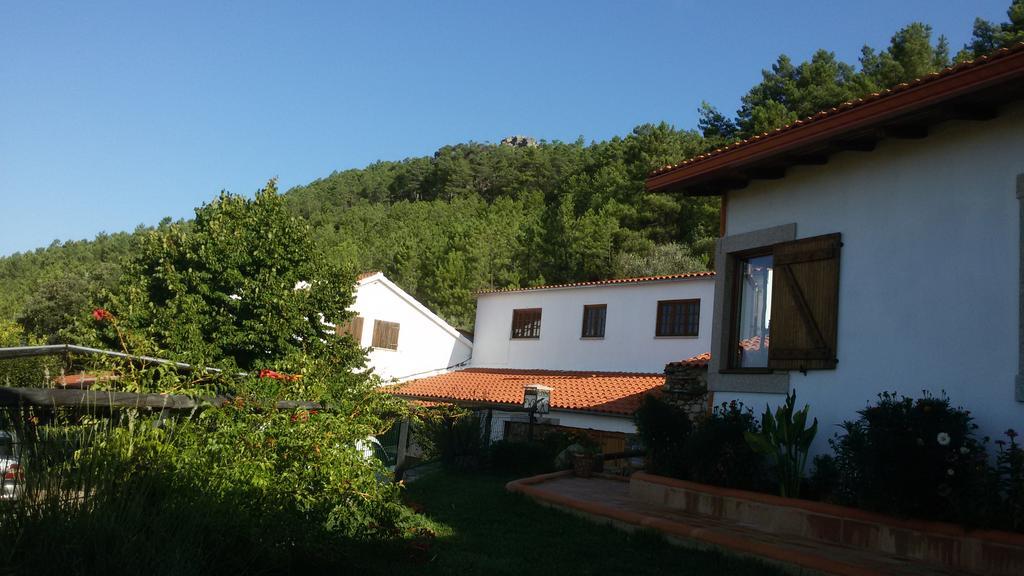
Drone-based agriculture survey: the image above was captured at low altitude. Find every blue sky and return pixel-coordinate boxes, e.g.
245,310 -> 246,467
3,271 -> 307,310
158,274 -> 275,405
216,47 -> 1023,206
0,1 -> 1011,256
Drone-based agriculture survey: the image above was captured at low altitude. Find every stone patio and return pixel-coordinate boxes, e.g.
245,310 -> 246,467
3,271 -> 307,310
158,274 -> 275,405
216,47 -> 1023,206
507,472 -> 973,576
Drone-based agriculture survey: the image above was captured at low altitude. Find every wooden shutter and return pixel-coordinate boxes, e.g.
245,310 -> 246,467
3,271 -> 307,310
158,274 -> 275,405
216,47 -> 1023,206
372,320 -> 385,348
768,233 -> 841,371
372,320 -> 400,350
337,316 -> 364,341
387,322 -> 400,350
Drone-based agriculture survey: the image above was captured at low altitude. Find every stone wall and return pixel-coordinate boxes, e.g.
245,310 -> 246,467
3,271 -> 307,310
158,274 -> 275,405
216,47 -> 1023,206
661,356 -> 709,420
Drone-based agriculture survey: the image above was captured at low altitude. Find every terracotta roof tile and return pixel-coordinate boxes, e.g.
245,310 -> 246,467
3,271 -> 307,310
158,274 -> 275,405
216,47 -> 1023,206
477,271 -> 714,295
356,270 -> 382,282
54,372 -> 117,389
649,43 -> 1024,182
668,352 -> 710,368
390,368 -> 666,416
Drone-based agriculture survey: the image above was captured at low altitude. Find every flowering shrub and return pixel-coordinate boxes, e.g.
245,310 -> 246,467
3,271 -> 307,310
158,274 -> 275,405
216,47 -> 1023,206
827,392 -> 988,523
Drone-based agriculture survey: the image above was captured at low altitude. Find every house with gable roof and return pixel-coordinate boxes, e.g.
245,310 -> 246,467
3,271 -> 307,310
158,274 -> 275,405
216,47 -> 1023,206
336,271 -> 472,382
645,43 -> 1024,455
392,272 -> 715,449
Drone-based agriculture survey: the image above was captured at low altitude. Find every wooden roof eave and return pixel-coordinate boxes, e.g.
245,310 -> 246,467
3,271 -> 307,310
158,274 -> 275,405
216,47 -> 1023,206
647,46 -> 1024,196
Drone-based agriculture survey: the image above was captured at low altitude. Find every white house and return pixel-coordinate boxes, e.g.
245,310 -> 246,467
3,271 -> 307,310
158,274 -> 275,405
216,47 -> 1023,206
472,273 -> 715,373
339,271 -> 472,382
645,44 -> 1024,455
393,273 -> 715,448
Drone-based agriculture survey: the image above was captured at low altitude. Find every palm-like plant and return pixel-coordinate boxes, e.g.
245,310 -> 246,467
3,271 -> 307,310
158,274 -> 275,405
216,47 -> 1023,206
744,391 -> 818,498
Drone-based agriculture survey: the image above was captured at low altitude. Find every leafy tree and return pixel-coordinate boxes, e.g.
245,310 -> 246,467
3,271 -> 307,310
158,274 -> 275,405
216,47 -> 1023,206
697,101 -> 738,141
958,1 -> 1024,61
104,180 -> 364,374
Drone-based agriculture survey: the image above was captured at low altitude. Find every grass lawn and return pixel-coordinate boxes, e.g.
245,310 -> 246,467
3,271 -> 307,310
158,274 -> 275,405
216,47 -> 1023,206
351,470 -> 785,576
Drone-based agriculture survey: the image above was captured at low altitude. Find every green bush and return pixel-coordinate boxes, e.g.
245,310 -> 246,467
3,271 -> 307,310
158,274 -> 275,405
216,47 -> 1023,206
488,440 -> 556,475
990,429 -> 1024,531
0,371 -> 418,574
682,401 -> 766,491
415,408 -> 486,470
828,392 -> 988,524
634,394 -> 692,478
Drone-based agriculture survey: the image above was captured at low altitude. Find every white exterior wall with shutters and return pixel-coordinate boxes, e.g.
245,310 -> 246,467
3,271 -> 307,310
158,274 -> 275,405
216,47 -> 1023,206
347,273 -> 473,382
472,277 -> 715,373
713,101 -> 1024,455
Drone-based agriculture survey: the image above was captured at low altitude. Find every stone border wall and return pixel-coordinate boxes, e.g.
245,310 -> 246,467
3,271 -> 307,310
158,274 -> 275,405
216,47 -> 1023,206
630,472 -> 1024,576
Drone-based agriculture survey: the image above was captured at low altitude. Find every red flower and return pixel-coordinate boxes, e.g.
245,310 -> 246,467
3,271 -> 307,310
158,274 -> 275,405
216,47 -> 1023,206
91,308 -> 113,322
258,369 -> 301,382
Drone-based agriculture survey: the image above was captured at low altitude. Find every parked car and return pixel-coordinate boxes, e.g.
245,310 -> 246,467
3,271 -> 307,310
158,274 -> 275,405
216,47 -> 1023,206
0,430 -> 22,500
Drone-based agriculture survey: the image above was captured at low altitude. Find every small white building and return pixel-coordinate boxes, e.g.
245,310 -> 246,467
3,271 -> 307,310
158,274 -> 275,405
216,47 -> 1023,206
472,273 -> 715,373
339,272 -> 472,382
645,45 -> 1024,455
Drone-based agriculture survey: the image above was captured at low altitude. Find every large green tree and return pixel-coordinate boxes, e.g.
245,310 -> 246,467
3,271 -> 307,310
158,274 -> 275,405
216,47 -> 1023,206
105,180 -> 363,373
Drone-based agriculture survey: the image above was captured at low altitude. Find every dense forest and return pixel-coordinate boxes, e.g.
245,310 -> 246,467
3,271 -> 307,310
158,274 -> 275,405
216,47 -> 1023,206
2,3 -> 1022,336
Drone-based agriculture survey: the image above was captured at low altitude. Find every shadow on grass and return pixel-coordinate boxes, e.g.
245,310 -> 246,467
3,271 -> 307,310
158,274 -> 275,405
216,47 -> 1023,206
351,470 -> 787,576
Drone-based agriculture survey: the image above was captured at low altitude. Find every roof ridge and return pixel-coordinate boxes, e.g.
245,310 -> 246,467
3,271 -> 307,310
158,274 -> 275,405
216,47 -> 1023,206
457,367 -> 665,376
477,271 -> 715,295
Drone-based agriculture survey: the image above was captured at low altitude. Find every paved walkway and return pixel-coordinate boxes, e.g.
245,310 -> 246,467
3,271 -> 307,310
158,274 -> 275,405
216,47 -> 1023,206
508,473 -> 961,576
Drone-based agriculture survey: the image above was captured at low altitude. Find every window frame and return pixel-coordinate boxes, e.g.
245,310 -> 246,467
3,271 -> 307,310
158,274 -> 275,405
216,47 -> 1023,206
708,223 -> 796,395
580,304 -> 607,339
655,299 -> 701,338
510,308 -> 542,339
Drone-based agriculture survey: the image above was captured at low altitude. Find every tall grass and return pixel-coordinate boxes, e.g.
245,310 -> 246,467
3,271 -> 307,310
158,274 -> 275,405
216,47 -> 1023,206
0,407 -> 409,576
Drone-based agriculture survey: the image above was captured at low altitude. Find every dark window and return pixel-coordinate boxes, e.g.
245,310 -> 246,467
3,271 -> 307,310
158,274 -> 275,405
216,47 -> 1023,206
336,316 -> 364,341
511,308 -> 542,339
371,320 -> 400,350
655,299 -> 700,337
581,304 -> 607,338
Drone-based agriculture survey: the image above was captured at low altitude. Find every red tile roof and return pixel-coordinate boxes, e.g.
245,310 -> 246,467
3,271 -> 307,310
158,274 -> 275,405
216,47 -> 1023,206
477,272 -> 714,295
54,372 -> 117,389
390,368 -> 666,416
356,270 -> 382,282
669,352 -> 710,368
647,43 -> 1024,194
739,335 -> 768,352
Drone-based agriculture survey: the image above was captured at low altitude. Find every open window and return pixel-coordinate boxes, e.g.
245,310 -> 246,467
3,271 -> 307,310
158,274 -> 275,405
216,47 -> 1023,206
727,233 -> 841,372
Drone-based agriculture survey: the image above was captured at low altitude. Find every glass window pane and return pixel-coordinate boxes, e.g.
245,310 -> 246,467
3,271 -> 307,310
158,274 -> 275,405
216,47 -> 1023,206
735,254 -> 774,368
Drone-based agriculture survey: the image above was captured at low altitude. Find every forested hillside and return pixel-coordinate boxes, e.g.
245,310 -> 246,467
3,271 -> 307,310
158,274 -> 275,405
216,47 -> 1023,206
2,3 -> 1022,336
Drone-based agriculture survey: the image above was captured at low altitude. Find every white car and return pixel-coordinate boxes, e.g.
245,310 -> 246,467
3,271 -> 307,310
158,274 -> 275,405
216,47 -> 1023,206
0,431 -> 22,500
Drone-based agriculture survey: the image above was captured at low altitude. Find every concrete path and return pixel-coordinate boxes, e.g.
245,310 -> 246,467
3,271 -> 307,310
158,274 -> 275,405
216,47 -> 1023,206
508,472 -> 961,576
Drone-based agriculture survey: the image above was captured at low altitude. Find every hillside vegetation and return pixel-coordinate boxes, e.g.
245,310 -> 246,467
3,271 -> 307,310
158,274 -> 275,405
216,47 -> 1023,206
2,3 -> 1022,335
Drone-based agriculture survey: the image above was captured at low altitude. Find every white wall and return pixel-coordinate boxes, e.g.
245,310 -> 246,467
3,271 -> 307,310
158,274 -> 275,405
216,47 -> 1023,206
351,276 -> 473,382
717,101 -> 1024,454
472,279 -> 714,373
486,409 -> 637,441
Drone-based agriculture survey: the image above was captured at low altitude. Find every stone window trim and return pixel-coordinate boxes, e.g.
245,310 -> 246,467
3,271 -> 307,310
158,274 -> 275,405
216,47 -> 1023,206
709,223 -> 796,394
1017,174 -> 1024,402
